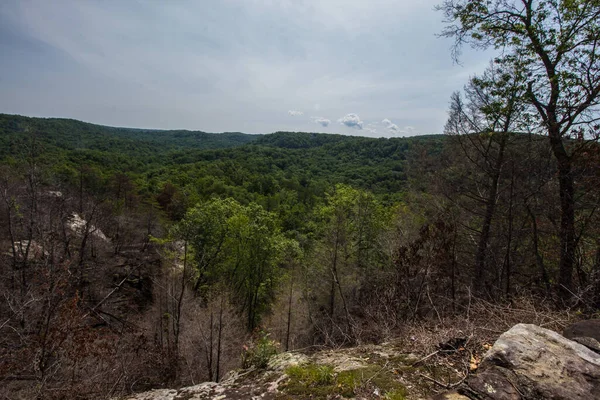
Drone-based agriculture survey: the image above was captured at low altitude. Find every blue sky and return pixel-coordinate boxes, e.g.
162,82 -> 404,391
0,0 -> 495,136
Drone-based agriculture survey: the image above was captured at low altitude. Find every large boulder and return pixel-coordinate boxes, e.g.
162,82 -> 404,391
465,323 -> 600,399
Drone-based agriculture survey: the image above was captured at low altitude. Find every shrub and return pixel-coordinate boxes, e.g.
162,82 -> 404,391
241,330 -> 279,369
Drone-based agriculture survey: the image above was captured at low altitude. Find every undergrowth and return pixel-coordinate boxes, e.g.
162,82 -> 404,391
283,363 -> 406,399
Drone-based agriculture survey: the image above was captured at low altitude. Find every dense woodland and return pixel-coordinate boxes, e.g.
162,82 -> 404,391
2,1 -> 600,398
0,109 -> 598,398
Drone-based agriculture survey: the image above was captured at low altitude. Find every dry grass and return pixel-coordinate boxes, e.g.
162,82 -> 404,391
353,294 -> 581,398
395,295 -> 578,356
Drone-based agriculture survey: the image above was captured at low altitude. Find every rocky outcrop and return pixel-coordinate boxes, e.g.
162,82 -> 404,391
121,353 -> 310,400
118,343 -> 429,400
121,323 -> 600,400
462,323 -> 600,400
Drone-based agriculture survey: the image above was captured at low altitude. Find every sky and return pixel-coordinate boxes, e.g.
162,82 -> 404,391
0,0 -> 496,137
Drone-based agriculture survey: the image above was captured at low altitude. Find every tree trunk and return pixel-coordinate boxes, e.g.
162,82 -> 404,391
503,170 -> 514,299
474,133 -> 508,293
594,245 -> 600,308
206,311 -> 214,381
174,241 -> 187,359
215,298 -> 224,383
550,133 -> 575,300
527,204 -> 551,291
285,276 -> 293,351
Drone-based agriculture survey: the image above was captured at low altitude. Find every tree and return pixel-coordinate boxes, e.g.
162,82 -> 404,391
439,0 -> 600,298
176,198 -> 297,330
312,184 -> 386,341
175,198 -> 241,296
225,202 -> 292,330
445,60 -> 527,294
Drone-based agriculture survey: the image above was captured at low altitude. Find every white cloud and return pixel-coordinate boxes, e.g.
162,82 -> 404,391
338,113 -> 363,129
0,0 -> 495,134
312,117 -> 330,127
382,118 -> 400,133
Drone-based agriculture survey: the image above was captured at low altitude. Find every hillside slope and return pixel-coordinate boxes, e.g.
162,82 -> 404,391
0,113 -> 261,160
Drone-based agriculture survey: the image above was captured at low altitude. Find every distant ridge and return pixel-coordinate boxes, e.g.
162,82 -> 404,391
0,113 -> 261,154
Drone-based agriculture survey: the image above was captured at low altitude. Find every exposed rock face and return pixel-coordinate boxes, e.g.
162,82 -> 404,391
464,323 -> 600,400
121,371 -> 279,400
118,343 -> 427,400
121,323 -> 600,400
121,353 -> 309,400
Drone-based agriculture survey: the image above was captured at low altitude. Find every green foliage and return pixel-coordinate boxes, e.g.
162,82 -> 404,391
0,113 -> 446,224
283,363 -> 406,399
241,330 -> 280,369
286,364 -> 335,385
0,113 -> 259,155
0,112 -> 448,336
284,364 -> 341,398
317,184 -> 392,274
384,388 -> 408,400
175,198 -> 298,329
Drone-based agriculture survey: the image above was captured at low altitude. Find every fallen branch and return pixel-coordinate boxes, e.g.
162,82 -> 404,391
418,373 -> 450,389
363,362 -> 389,386
411,350 -> 439,366
82,271 -> 134,319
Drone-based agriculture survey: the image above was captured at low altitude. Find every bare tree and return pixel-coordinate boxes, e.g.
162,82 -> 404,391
439,0 -> 600,299
445,60 -> 527,293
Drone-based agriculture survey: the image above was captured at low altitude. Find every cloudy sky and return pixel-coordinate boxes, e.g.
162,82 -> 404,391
0,0 -> 495,137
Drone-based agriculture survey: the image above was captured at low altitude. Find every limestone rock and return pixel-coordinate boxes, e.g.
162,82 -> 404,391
266,351 -> 308,372
120,323 -> 600,400
465,367 -> 520,400
472,323 -> 600,399
313,351 -> 367,372
119,352 -> 305,400
571,336 -> 600,353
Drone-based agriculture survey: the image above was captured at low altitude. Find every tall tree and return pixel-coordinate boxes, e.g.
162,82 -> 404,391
177,198 -> 297,330
176,198 -> 241,295
439,0 -> 600,298
445,60 -> 526,294
314,184 -> 386,339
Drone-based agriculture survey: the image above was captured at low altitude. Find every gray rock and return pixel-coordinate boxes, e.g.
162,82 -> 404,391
564,319 -> 600,342
473,323 -> 600,399
564,320 -> 600,353
119,352 -> 304,400
466,367 -> 521,400
121,323 -> 600,400
571,336 -> 600,353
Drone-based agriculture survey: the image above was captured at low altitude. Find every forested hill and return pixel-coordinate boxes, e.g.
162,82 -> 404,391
255,130 -> 444,149
163,131 -> 446,205
2,112 -> 599,399
0,113 -> 261,156
0,112 -> 443,158
0,113 -> 443,154
0,113 -> 445,204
